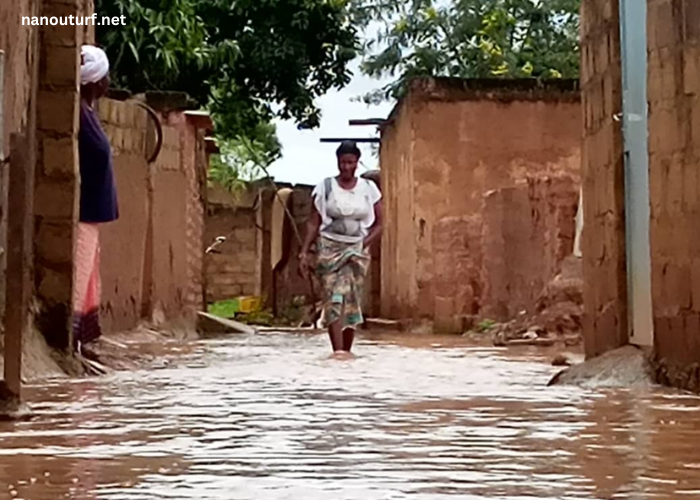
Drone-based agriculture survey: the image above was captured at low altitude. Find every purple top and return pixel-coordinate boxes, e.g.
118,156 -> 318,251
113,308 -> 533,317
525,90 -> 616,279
79,101 -> 119,223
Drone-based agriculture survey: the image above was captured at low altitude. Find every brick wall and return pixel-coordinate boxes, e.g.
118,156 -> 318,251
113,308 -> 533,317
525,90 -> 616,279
33,0 -> 92,349
204,187 -> 260,302
647,0 -> 700,391
579,0 -> 628,358
380,78 -> 581,331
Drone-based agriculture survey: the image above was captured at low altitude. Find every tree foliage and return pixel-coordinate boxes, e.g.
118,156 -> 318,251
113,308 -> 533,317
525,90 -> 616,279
208,122 -> 282,195
350,0 -> 580,101
97,0 -> 359,140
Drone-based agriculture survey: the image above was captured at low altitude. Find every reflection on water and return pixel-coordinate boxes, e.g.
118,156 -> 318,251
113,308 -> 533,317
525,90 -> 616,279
1,332 -> 700,499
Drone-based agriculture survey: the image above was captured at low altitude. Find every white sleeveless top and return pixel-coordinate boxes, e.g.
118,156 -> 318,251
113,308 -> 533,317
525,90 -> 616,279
312,177 -> 382,244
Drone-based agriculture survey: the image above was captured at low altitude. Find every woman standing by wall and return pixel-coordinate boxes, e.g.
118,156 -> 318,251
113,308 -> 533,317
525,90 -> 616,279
73,45 -> 119,351
299,141 -> 382,356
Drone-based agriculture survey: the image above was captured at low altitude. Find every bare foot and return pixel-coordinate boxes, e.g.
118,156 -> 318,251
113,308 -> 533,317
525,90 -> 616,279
329,350 -> 356,361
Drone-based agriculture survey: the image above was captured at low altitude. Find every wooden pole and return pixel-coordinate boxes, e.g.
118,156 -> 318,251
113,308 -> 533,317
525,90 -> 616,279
3,133 -> 33,400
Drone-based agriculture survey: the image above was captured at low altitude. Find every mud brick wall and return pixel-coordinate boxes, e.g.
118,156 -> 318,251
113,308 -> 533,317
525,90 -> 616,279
579,0 -> 628,358
97,100 -> 150,334
379,95 -> 417,320
99,101 -> 207,332
33,0 -> 93,349
647,0 -> 700,391
380,78 -> 581,331
274,187 -> 314,314
204,187 -> 261,302
149,114 -> 192,323
482,175 -> 579,320
184,128 -> 207,312
0,0 -> 41,322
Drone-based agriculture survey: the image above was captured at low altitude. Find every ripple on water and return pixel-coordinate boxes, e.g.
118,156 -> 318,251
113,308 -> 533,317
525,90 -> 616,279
1,332 -> 699,499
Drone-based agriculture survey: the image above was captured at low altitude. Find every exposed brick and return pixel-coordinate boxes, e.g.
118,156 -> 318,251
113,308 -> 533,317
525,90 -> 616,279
649,47 -> 679,101
50,0 -> 86,7
40,5 -> 81,48
683,45 -> 700,94
109,101 -> 119,124
232,228 -> 256,248
35,219 -> 73,264
34,179 -> 78,218
37,267 -> 72,303
649,153 -> 665,216
650,0 -> 680,49
37,90 -> 79,135
42,136 -> 78,178
691,259 -> 700,311
649,100 -> 686,154
683,0 -> 700,41
664,153 -> 684,216
682,152 -> 699,212
594,32 -> 611,76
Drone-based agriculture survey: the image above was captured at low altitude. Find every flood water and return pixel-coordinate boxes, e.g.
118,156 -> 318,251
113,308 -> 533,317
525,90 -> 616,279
1,332 -> 700,500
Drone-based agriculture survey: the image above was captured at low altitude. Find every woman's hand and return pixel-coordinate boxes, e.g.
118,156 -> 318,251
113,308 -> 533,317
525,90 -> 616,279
298,251 -> 311,279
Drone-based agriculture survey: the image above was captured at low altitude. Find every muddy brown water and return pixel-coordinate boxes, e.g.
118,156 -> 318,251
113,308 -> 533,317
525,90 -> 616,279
1,332 -> 700,500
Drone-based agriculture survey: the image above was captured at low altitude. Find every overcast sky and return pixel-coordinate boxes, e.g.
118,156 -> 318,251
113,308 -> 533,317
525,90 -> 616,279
266,61 -> 395,187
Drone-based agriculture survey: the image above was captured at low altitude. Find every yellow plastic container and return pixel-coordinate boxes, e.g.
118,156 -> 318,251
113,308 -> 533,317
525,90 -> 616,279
237,296 -> 262,314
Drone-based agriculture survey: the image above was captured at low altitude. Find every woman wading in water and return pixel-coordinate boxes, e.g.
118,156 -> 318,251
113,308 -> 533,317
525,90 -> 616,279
299,141 -> 383,356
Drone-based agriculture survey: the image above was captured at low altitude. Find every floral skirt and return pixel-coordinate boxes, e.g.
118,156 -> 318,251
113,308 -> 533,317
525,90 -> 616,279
316,237 -> 370,330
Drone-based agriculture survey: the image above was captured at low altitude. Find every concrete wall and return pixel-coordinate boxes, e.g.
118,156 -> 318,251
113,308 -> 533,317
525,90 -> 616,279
646,0 -> 700,391
380,78 -> 581,331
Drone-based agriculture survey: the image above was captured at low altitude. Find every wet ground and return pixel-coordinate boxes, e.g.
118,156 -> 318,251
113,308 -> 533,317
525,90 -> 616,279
1,332 -> 700,500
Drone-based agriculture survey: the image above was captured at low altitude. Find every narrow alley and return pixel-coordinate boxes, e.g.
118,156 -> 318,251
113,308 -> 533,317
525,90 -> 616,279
1,332 -> 700,499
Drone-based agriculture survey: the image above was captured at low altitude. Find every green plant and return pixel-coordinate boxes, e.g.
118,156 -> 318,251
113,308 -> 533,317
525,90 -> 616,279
476,319 -> 497,333
208,123 -> 282,195
207,299 -> 239,319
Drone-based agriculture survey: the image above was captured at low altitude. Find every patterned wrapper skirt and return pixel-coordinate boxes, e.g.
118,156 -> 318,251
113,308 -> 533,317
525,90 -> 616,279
316,236 -> 371,329
72,223 -> 102,346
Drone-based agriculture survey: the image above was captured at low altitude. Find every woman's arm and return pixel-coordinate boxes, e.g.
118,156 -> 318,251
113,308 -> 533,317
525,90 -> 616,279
363,201 -> 383,250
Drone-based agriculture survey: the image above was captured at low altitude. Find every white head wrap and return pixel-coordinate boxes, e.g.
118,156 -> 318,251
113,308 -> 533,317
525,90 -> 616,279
80,45 -> 110,85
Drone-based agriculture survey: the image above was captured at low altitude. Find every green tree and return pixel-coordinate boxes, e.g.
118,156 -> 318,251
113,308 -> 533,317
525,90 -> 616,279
350,0 -> 580,101
97,0 -> 359,140
208,121 -> 282,195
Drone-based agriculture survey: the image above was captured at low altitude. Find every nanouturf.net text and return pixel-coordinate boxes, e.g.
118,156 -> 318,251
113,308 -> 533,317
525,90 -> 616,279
22,14 -> 126,26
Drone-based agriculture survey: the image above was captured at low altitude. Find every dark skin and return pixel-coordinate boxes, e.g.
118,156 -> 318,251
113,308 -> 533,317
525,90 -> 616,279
299,152 -> 383,354
81,74 -> 110,108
